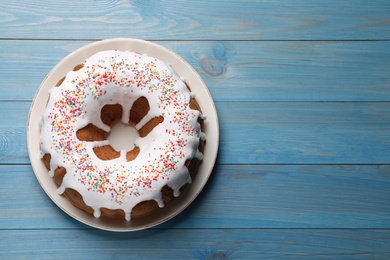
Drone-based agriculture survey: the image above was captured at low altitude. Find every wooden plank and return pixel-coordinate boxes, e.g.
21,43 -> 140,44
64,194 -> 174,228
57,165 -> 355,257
1,40 -> 390,102
0,102 -> 30,164
1,229 -> 390,259
0,1 -> 389,40
216,102 -> 390,164
3,101 -> 390,164
1,165 -> 390,229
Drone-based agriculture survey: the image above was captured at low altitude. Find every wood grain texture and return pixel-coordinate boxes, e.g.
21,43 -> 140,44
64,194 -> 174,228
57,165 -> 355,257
1,165 -> 389,229
1,40 -> 390,101
0,0 -> 389,40
1,229 -> 390,259
1,0 -> 390,257
3,101 -> 390,164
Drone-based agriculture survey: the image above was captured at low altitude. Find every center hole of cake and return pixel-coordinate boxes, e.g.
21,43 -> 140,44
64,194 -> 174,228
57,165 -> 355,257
107,122 -> 139,152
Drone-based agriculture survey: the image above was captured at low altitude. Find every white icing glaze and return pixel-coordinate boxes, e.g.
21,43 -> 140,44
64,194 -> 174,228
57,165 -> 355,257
39,50 -> 205,220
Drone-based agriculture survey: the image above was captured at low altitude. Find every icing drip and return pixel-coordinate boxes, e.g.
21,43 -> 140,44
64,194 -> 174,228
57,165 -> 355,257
39,50 -> 205,220
195,150 -> 204,160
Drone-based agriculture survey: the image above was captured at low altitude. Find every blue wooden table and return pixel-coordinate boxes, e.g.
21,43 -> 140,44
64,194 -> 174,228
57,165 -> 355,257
1,1 -> 390,258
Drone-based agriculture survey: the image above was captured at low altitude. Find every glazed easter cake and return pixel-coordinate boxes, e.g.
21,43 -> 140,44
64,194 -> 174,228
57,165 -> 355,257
39,50 -> 206,221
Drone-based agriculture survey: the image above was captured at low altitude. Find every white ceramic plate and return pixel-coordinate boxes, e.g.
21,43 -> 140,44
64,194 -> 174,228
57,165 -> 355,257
27,38 -> 219,231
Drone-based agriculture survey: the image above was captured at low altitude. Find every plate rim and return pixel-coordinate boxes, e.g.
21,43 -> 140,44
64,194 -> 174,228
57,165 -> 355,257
27,38 -> 219,232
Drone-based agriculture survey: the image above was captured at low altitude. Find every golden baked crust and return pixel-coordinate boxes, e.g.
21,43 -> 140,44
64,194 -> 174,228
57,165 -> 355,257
42,63 -> 205,220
